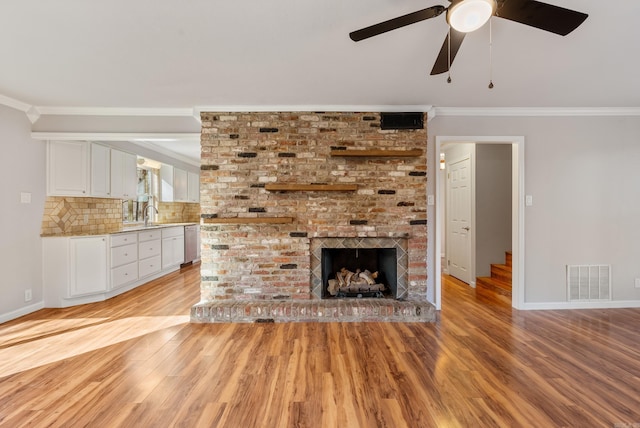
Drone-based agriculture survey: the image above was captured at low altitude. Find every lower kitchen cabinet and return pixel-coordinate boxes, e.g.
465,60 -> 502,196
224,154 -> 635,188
138,229 -> 162,277
43,236 -> 108,307
110,232 -> 138,290
69,236 -> 108,297
43,224 -> 193,308
162,226 -> 185,269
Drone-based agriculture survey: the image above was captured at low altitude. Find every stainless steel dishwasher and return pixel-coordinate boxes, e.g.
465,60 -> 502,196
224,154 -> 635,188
184,225 -> 198,264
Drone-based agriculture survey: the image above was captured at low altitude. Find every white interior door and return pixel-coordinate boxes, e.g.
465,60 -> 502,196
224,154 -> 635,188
447,156 -> 472,284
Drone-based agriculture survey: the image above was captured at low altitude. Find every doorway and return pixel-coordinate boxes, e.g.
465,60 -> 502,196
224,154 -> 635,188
434,136 -> 525,310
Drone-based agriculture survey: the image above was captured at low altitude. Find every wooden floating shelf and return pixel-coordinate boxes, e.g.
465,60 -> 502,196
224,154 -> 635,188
330,149 -> 423,157
265,184 -> 357,192
203,217 -> 294,224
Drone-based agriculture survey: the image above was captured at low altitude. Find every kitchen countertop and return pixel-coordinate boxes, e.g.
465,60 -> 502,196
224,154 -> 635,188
41,222 -> 198,238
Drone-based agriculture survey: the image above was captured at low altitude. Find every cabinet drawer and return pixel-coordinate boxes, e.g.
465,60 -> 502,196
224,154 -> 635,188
139,255 -> 161,278
138,229 -> 162,242
111,233 -> 138,247
162,226 -> 184,239
111,243 -> 138,267
111,262 -> 138,289
138,239 -> 161,260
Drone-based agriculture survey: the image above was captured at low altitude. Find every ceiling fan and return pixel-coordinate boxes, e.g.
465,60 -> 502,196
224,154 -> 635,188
349,0 -> 588,75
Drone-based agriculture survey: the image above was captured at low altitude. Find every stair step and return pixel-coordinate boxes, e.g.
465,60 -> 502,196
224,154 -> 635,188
476,276 -> 512,296
491,264 -> 512,282
476,277 -> 512,306
505,251 -> 512,267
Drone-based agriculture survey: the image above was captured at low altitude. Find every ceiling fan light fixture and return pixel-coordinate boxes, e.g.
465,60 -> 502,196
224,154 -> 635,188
447,0 -> 496,33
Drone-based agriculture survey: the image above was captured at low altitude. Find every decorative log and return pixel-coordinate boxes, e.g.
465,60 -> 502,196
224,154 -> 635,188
327,279 -> 339,296
344,270 -> 355,286
330,267 -> 386,294
359,270 -> 378,285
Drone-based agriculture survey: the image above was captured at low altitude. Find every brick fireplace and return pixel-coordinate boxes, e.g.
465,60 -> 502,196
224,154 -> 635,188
190,112 -> 436,322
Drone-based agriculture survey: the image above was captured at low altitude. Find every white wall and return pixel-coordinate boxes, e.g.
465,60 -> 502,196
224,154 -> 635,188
429,115 -> 640,305
0,105 -> 46,322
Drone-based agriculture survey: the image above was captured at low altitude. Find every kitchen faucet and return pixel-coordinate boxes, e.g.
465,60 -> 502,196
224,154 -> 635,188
144,205 -> 159,227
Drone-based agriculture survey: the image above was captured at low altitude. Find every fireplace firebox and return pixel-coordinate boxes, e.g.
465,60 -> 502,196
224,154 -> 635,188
321,248 -> 397,299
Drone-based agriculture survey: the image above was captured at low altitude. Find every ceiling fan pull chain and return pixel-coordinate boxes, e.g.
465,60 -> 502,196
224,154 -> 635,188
488,17 -> 494,89
447,26 -> 452,83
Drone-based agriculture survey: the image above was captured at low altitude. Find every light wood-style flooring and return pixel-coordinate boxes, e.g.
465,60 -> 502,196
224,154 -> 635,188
1,265 -> 639,427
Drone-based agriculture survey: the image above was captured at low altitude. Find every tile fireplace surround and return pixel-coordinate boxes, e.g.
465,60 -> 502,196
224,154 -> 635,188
191,112 -> 436,323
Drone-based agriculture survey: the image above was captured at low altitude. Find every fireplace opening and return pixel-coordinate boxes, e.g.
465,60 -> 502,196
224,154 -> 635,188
321,248 -> 397,299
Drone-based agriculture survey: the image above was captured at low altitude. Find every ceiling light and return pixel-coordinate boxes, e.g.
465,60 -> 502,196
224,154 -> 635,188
447,0 -> 496,33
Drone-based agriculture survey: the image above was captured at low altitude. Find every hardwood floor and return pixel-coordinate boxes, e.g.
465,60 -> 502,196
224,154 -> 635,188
1,267 -> 639,427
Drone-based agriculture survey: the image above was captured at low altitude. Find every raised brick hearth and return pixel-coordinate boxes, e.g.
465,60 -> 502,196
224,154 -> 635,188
191,111 -> 435,323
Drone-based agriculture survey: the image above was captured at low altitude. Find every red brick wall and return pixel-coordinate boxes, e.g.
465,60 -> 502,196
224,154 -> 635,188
199,112 -> 427,301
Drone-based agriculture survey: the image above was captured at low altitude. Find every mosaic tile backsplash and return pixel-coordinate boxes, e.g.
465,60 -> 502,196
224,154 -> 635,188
41,197 -> 201,236
41,197 -> 123,236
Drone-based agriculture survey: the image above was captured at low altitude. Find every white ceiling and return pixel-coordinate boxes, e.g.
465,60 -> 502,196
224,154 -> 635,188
2,1 -> 640,160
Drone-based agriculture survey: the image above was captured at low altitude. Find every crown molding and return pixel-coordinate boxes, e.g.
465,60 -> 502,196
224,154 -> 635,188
431,107 -> 640,118
30,132 -> 200,142
7,95 -> 640,126
194,105 -> 434,115
35,106 -> 201,121
0,94 -> 31,112
0,94 -> 40,123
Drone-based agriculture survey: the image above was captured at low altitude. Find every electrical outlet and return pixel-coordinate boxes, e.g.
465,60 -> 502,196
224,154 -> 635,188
25,289 -> 32,302
635,278 -> 640,289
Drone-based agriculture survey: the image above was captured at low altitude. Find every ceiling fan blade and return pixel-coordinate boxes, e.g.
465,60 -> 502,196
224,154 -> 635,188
349,5 -> 446,41
496,0 -> 588,36
430,29 -> 466,75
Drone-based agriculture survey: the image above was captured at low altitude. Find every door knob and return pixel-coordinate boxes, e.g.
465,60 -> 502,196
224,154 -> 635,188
462,227 -> 470,231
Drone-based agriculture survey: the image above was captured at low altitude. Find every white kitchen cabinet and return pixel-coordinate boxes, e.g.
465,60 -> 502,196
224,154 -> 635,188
138,229 -> 162,277
69,236 -> 108,297
161,164 -> 195,202
43,235 -> 108,307
160,163 -> 175,202
187,171 -> 200,203
111,149 -> 138,199
110,232 -> 138,290
174,167 -> 188,202
44,225 -> 194,308
47,140 -> 90,196
162,226 -> 185,269
90,143 -> 111,197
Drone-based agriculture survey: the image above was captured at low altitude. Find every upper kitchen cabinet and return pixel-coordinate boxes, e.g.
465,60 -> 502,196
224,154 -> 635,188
174,167 -> 188,202
110,149 -> 137,200
187,171 -> 200,203
160,164 -> 198,202
48,141 -> 137,200
160,163 -> 175,202
90,143 -> 111,197
47,141 -> 90,196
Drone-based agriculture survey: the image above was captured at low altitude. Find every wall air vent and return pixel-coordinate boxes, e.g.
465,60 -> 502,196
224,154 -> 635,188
567,264 -> 611,301
380,112 -> 424,130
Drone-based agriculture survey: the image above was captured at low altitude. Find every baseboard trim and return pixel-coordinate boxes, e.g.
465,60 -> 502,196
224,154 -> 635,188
0,301 -> 45,324
520,300 -> 640,311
